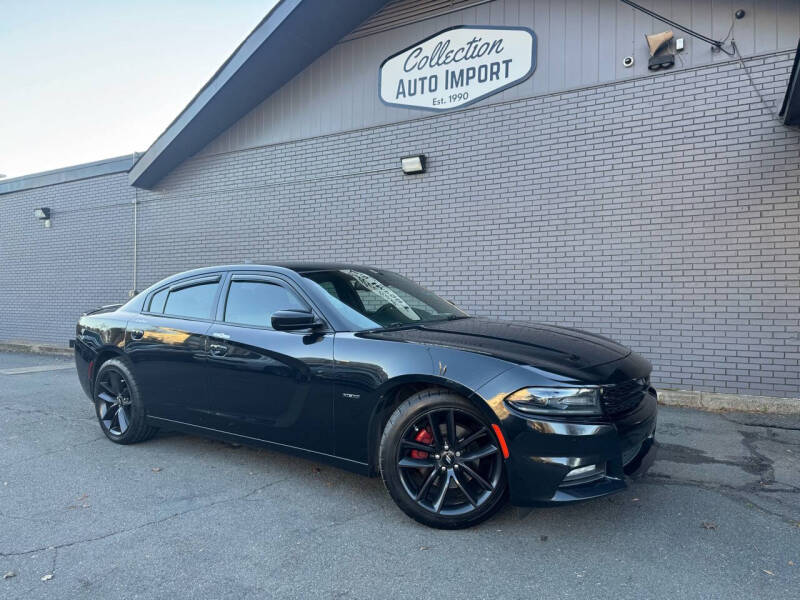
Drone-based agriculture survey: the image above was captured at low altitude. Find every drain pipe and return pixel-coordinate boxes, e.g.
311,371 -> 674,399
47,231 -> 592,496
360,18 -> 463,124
131,161 -> 139,297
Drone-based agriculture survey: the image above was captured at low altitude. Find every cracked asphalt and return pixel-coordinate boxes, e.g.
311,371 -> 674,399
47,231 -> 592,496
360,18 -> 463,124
1,351 -> 798,599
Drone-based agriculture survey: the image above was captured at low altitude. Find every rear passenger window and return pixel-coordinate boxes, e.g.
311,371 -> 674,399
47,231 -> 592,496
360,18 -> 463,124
224,281 -> 306,328
148,288 -> 168,314
163,282 -> 218,319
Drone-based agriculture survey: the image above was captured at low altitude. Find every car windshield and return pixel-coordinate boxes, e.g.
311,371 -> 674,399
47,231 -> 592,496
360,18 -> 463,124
301,268 -> 468,330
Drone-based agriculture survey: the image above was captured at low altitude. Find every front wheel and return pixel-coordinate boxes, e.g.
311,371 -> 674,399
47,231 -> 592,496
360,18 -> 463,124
379,390 -> 507,529
93,358 -> 157,444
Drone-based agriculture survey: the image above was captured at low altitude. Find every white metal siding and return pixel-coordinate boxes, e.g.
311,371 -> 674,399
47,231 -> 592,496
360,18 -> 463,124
342,0 -> 495,41
200,0 -> 800,156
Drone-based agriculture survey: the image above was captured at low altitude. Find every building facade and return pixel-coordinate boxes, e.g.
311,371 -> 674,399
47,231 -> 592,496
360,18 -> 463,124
2,0 -> 799,400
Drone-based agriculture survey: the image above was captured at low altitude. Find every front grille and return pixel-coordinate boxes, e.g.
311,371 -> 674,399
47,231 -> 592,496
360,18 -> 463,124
601,377 -> 649,417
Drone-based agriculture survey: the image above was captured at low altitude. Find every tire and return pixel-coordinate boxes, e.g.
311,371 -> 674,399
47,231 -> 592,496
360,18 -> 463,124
93,358 -> 158,444
379,389 -> 507,529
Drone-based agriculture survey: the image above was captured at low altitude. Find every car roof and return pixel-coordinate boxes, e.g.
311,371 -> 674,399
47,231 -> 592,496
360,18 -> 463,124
269,262 -> 378,273
160,263 -> 382,281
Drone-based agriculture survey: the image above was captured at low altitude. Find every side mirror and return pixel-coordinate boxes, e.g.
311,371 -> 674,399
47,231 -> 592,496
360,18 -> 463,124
271,309 -> 321,331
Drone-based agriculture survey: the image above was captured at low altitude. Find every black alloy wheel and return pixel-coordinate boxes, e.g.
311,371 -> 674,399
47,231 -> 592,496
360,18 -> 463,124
93,358 -> 157,444
97,368 -> 133,436
380,390 -> 507,529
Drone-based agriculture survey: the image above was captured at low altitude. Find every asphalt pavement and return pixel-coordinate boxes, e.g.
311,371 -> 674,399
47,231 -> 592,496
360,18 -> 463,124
1,351 -> 798,599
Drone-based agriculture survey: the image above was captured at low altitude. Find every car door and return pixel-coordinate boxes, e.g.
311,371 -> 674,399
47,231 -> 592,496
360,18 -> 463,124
125,274 -> 222,425
203,273 -> 336,454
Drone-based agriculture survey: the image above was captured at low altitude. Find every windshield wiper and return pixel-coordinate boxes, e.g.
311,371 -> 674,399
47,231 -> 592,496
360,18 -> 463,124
369,315 -> 469,332
371,322 -> 423,332
426,314 -> 470,323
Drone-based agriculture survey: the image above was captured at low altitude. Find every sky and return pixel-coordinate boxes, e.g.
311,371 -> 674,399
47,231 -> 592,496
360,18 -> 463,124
0,0 -> 279,179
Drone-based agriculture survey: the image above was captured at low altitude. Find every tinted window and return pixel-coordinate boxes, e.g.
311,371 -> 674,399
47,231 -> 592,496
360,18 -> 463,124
317,280 -> 340,300
163,282 -> 218,319
224,281 -> 306,327
148,288 -> 168,314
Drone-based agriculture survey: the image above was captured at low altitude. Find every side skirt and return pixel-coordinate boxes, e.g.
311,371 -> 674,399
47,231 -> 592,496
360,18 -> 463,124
146,415 -> 372,476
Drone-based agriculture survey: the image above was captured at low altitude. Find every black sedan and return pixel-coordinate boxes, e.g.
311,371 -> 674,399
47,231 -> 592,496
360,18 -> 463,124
74,264 -> 657,529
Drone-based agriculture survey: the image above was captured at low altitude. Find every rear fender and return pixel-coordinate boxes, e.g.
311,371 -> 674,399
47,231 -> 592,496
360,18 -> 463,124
74,315 -> 129,399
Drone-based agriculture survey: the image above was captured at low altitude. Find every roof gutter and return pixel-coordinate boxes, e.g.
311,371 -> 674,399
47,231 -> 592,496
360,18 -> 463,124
779,39 -> 800,126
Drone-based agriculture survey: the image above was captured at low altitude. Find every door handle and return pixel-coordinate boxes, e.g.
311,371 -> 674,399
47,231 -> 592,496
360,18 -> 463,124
130,329 -> 144,340
209,343 -> 229,356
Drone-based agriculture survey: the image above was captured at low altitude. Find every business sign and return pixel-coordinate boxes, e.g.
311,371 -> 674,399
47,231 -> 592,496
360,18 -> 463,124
379,25 -> 536,112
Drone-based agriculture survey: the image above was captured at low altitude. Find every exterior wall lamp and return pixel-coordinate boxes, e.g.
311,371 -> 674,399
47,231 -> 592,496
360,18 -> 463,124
401,155 -> 426,174
34,207 -> 51,228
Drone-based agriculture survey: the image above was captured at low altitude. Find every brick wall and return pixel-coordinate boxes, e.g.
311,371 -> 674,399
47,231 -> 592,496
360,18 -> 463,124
2,51 -> 798,397
1,172 -> 135,344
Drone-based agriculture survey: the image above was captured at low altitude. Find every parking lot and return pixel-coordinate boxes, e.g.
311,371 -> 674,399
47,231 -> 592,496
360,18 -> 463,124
1,351 -> 798,599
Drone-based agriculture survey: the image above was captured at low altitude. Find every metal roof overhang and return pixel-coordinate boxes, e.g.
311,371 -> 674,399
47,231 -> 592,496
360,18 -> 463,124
779,39 -> 800,127
129,0 -> 390,189
0,154 -> 137,196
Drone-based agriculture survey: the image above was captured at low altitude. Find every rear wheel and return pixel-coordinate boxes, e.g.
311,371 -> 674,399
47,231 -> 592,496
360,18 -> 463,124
93,358 -> 157,444
379,390 -> 507,529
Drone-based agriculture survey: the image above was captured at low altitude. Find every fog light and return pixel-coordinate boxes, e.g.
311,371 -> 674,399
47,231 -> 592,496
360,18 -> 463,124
562,463 -> 606,484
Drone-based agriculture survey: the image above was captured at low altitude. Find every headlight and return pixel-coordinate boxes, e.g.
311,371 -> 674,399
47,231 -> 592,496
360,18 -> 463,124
505,387 -> 601,416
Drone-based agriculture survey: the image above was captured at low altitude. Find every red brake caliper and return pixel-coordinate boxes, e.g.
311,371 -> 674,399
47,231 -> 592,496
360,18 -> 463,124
410,427 -> 434,459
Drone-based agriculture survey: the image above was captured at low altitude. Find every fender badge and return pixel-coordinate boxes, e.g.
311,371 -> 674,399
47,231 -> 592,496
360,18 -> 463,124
342,393 -> 360,399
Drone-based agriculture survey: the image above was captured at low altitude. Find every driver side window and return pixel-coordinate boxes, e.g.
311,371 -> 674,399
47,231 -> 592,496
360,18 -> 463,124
224,280 -> 306,328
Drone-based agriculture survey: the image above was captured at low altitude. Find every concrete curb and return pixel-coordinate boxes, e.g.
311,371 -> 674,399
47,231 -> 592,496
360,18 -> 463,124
658,389 -> 800,415
0,342 -> 72,357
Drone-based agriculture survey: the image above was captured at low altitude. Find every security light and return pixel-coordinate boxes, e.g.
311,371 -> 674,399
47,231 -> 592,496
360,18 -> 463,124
645,30 -> 675,70
401,155 -> 426,175
34,207 -> 52,228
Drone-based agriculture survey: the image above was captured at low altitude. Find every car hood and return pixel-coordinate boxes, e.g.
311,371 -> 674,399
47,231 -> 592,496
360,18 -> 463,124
367,317 -> 631,373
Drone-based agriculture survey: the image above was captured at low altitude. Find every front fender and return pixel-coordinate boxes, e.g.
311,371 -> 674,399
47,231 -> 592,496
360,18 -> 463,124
332,333 -> 516,467
363,373 -> 501,473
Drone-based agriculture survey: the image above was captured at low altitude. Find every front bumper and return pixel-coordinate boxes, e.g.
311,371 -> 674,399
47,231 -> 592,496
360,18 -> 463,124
500,390 -> 658,506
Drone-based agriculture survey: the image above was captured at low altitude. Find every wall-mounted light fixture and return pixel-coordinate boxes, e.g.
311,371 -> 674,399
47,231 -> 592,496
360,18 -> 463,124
34,207 -> 51,228
401,155 -> 426,175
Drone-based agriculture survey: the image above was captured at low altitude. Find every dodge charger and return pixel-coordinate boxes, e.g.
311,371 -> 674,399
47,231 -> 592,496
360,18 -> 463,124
74,264 -> 657,529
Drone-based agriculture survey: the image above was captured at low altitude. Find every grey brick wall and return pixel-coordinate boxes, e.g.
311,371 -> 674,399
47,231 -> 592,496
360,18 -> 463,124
2,51 -> 798,398
1,172 -> 135,343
